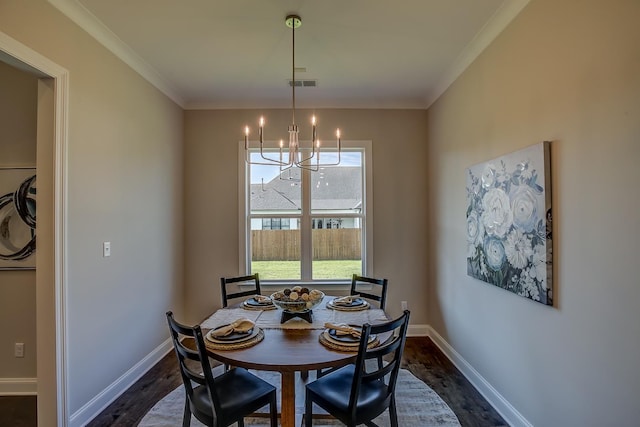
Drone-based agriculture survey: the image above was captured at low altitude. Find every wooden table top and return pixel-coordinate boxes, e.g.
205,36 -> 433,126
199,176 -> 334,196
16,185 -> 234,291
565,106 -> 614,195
202,296 -> 391,372
205,327 -> 359,372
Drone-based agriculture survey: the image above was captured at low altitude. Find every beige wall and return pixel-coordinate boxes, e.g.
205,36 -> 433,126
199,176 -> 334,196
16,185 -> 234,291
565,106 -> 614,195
6,0 -> 639,425
0,59 -> 38,382
183,108 -> 429,324
427,0 -> 640,425
1,0 -> 184,423
0,61 -> 37,164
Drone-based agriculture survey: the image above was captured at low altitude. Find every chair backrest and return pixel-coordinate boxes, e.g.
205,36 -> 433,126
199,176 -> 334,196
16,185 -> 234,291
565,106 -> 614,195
166,311 -> 221,419
350,274 -> 388,310
220,273 -> 261,307
349,310 -> 410,416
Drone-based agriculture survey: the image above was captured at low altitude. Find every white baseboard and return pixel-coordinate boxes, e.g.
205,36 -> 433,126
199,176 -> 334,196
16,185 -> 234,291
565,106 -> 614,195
0,377 -> 37,395
66,325 -> 529,426
69,338 -> 173,427
427,326 -> 532,427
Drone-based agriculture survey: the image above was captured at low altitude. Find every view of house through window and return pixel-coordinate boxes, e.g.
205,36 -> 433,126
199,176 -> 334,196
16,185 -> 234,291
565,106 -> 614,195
246,149 -> 366,281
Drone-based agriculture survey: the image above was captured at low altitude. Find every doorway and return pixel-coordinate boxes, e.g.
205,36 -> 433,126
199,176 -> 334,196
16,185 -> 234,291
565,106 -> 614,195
0,31 -> 68,426
0,60 -> 37,426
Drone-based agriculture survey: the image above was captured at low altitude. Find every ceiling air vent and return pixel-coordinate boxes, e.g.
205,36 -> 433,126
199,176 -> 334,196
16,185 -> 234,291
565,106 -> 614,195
288,79 -> 318,87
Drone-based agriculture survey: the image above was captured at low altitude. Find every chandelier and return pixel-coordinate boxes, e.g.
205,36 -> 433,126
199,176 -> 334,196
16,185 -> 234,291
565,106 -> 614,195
244,14 -> 341,172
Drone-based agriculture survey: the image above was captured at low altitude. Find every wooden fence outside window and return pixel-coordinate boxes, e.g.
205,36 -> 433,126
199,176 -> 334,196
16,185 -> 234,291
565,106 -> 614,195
252,229 -> 361,261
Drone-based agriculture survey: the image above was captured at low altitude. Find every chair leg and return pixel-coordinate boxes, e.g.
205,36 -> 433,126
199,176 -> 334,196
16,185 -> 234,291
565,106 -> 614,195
305,394 -> 313,426
389,395 -> 398,427
182,395 -> 191,427
270,392 -> 278,427
237,419 -> 245,427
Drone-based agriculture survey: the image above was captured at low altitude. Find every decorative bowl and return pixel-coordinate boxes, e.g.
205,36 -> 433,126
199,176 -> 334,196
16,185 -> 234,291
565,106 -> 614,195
270,288 -> 325,313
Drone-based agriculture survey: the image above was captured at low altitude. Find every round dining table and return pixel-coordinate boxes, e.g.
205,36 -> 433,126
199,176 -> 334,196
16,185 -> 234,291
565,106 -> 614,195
202,296 -> 390,427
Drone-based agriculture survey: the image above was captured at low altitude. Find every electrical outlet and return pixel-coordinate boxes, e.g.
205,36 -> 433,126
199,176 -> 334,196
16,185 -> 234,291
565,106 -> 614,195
401,301 -> 408,311
15,343 -> 24,358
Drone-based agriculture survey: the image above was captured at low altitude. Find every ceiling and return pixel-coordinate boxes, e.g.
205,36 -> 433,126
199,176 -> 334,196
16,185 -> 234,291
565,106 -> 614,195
49,0 -> 529,109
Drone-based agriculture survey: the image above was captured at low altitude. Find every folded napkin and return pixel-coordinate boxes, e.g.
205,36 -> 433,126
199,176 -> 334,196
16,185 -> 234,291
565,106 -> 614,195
324,322 -> 361,338
210,318 -> 255,337
332,296 -> 354,306
253,295 -> 272,304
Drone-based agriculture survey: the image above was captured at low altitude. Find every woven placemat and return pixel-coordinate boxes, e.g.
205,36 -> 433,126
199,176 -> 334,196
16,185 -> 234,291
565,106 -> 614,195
319,332 -> 379,352
204,328 -> 265,351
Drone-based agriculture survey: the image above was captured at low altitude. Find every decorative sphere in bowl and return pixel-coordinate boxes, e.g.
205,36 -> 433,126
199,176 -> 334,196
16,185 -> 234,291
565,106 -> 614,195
270,287 -> 325,313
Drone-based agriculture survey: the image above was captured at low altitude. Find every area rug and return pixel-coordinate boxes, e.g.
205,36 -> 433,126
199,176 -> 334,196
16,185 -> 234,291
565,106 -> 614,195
138,367 -> 460,426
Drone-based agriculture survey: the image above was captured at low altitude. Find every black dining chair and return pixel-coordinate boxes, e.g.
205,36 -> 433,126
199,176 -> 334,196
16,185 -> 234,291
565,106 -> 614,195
305,310 -> 411,427
314,274 -> 390,380
350,274 -> 388,310
166,311 -> 277,427
220,273 -> 261,307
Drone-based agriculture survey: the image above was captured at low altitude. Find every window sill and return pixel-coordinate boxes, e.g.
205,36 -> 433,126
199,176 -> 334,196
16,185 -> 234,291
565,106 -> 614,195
241,281 -> 371,292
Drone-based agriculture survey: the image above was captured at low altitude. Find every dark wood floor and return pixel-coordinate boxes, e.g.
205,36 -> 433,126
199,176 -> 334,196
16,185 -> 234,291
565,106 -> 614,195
0,395 -> 37,427
1,337 -> 506,427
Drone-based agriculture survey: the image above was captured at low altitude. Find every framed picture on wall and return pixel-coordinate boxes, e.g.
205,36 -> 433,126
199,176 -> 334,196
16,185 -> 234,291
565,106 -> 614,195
465,142 -> 552,306
0,167 -> 36,270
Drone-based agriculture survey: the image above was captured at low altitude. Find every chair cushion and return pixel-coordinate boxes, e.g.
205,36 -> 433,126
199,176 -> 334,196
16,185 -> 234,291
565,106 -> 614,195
191,368 -> 275,423
306,365 -> 390,420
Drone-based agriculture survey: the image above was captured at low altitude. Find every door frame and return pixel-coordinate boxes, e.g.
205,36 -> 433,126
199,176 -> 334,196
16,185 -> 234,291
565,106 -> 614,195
0,31 -> 69,426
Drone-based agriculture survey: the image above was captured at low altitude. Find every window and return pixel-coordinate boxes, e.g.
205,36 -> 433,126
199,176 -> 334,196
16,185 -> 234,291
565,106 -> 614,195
240,142 -> 372,282
261,218 -> 290,230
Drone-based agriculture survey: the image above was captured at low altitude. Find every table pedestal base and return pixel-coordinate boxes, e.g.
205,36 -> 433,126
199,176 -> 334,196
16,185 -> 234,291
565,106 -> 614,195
281,309 -> 313,323
281,371 -> 296,427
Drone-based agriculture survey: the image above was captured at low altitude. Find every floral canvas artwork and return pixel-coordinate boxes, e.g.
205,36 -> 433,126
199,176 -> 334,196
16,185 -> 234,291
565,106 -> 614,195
466,142 -> 552,305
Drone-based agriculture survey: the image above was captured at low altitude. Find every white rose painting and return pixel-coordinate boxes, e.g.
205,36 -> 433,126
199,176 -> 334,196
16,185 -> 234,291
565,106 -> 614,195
466,142 -> 552,305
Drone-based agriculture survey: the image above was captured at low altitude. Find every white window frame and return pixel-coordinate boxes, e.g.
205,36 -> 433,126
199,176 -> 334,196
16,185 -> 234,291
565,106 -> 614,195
238,140 -> 373,284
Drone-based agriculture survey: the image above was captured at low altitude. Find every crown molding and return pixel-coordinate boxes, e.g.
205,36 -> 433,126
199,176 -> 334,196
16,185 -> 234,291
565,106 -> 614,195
48,0 -> 185,107
425,0 -> 530,108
